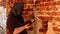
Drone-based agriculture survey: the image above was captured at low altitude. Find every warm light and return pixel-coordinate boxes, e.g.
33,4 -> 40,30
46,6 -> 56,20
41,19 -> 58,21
57,8 -> 60,11
54,0 -> 60,1
56,5 -> 60,11
33,0 -> 36,3
0,0 -> 2,2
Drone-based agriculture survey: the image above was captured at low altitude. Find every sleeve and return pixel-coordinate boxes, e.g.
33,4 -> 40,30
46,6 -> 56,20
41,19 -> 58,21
6,16 -> 18,34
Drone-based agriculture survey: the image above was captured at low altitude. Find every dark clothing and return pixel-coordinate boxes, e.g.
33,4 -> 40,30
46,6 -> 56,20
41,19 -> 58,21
6,2 -> 27,34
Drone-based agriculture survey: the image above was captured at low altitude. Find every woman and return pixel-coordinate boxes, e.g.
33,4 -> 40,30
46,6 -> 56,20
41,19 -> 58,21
6,2 -> 31,34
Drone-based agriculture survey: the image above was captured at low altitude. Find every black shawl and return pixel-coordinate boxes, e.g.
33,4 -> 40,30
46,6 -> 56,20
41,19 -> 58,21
6,2 -> 27,34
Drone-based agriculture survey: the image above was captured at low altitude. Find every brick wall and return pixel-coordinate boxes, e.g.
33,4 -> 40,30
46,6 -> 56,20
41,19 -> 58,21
35,0 -> 60,34
6,0 -> 60,34
36,0 -> 60,18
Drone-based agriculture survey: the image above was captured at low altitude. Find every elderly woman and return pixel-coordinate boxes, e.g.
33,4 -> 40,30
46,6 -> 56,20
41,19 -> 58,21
6,2 -> 31,34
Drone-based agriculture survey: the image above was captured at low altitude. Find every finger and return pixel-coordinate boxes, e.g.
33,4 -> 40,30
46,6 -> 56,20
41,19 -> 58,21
28,26 -> 31,28
26,23 -> 30,26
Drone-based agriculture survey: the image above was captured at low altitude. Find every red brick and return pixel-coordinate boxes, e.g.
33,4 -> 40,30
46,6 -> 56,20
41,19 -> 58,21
58,12 -> 60,15
41,0 -> 46,2
46,6 -> 53,11
52,6 -> 56,10
53,27 -> 60,32
40,7 -> 46,11
54,17 -> 60,21
39,16 -> 48,20
46,7 -> 50,11
38,16 -> 53,20
46,12 -> 57,15
37,0 -> 46,2
47,0 -> 53,2
27,0 -> 33,4
38,12 -> 45,15
45,2 -> 52,7
40,3 -> 45,7
56,1 -> 60,5
52,2 -> 56,6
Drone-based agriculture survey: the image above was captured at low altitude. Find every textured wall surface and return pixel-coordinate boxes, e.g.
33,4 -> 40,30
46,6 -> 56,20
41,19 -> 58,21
6,0 -> 60,34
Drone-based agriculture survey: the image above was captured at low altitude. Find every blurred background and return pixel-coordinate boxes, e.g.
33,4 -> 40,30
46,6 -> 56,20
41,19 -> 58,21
0,0 -> 6,34
1,0 -> 60,34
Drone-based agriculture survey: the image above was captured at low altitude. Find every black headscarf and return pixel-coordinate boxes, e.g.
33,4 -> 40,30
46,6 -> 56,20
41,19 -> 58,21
8,2 -> 25,25
9,2 -> 24,17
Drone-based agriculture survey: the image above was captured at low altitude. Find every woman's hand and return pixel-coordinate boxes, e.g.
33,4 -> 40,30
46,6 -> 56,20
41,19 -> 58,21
24,24 -> 31,30
13,24 -> 31,34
